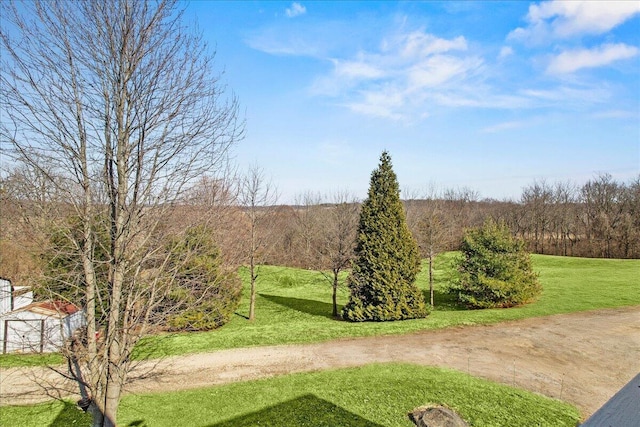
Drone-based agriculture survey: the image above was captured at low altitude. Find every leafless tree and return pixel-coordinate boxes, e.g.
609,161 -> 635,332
292,191 -> 323,269
443,186 -> 482,234
404,186 -> 455,308
182,172 -> 248,267
0,1 -> 243,425
316,191 -> 359,318
580,174 -> 625,258
620,175 -> 640,258
521,180 -> 553,254
237,165 -> 278,321
550,181 -> 579,256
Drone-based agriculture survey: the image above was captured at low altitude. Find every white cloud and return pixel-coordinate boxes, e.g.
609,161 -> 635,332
591,110 -> 638,119
547,43 -> 639,74
520,84 -> 612,106
499,46 -> 514,59
285,2 -> 306,18
396,32 -> 467,57
431,90 -> 530,109
345,88 -> 406,120
509,0 -> 640,42
408,55 -> 483,89
334,59 -> 386,79
311,29 -> 484,120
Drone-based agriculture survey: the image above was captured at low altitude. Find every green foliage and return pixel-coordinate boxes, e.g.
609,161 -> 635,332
451,219 -> 542,308
164,226 -> 242,331
38,215 -> 111,321
38,219 -> 241,332
342,151 -> 428,321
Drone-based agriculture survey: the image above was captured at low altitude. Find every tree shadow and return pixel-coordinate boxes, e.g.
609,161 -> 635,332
423,289 -> 467,312
234,312 -> 250,320
48,400 -> 92,427
260,294 -> 337,319
206,394 -> 384,427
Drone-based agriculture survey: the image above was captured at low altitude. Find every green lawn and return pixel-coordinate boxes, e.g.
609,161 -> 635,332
1,254 -> 630,426
2,254 -> 638,367
1,363 -> 580,427
131,253 -> 639,359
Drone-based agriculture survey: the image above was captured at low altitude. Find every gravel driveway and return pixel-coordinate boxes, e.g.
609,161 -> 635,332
2,306 -> 638,420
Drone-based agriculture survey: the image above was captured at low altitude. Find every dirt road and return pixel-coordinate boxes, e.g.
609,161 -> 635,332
2,306 -> 639,420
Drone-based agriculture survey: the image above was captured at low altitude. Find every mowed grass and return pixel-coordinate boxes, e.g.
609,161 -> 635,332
1,254 -> 638,367
131,253 -> 639,359
2,363 -> 580,427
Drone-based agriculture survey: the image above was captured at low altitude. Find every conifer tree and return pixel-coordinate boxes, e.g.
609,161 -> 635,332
451,219 -> 541,308
342,151 -> 429,321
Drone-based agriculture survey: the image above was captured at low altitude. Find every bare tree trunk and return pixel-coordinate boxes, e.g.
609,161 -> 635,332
249,222 -> 257,321
428,246 -> 434,308
1,1 -> 243,424
332,270 -> 339,318
238,165 -> 278,322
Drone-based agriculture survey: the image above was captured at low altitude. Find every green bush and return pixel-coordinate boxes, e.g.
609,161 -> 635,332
451,219 -> 541,308
164,226 -> 242,331
167,287 -> 241,331
342,151 -> 429,321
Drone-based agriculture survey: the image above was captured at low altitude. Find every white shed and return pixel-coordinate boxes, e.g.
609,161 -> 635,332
0,278 -> 86,353
0,277 -> 33,315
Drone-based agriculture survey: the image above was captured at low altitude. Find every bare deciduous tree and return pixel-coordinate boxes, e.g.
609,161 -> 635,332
292,191 -> 323,269
521,180 -> 553,254
405,186 -> 454,308
237,165 -> 278,321
580,173 -> 625,258
0,1 -> 243,425
317,191 -> 359,318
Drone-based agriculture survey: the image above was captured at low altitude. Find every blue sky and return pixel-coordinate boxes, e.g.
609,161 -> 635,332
187,1 -> 639,202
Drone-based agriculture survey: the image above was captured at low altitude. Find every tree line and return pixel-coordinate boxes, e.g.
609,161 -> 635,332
256,173 -> 640,271
4,172 -> 637,291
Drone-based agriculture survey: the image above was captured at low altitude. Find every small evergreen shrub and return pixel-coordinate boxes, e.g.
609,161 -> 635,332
450,219 -> 541,309
164,226 -> 242,331
167,278 -> 241,331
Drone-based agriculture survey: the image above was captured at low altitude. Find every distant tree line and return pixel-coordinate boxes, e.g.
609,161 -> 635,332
2,171 -> 638,293
259,173 -> 640,266
498,174 -> 640,259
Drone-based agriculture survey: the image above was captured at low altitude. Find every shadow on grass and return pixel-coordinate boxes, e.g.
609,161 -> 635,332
48,401 -> 92,427
234,312 -> 250,320
260,294 -> 337,319
424,289 -> 467,312
206,394 -> 384,427
126,420 -> 148,426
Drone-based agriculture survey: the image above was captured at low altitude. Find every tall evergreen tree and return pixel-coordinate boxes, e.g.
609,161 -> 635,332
342,151 -> 429,321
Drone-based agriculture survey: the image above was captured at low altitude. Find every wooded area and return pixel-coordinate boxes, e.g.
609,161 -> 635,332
259,173 -> 640,269
3,173 -> 638,290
